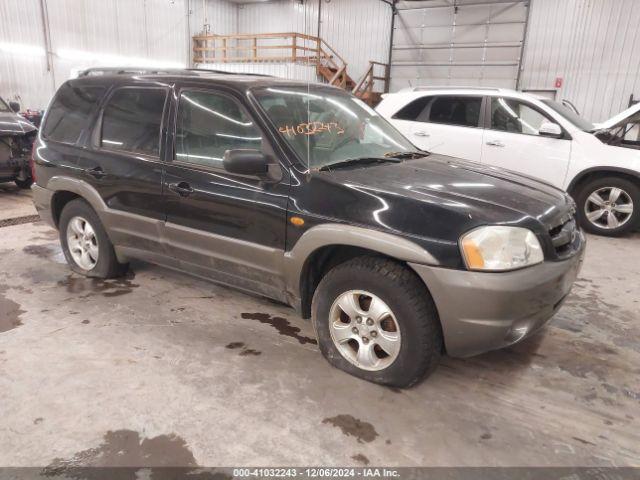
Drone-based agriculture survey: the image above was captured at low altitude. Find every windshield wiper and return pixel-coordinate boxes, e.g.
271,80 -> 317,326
319,156 -> 402,172
384,150 -> 430,159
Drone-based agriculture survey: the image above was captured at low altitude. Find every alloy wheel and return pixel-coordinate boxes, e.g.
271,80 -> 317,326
584,186 -> 634,230
66,216 -> 99,270
328,290 -> 401,371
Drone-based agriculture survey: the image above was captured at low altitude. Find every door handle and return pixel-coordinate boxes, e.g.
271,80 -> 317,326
84,166 -> 106,179
413,131 -> 430,137
168,181 -> 194,197
486,140 -> 505,147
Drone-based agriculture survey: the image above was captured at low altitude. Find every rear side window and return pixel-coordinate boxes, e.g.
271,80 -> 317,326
175,90 -> 263,168
43,83 -> 105,144
100,88 -> 167,156
428,96 -> 482,127
392,96 -> 431,121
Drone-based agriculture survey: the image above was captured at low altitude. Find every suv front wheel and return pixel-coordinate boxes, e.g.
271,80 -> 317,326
312,256 -> 442,388
59,199 -> 128,278
575,176 -> 639,236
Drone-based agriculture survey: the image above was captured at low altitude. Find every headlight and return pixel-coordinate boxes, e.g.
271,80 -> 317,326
460,226 -> 543,271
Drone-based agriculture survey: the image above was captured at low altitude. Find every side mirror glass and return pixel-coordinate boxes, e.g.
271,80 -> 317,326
223,149 -> 269,176
538,122 -> 563,138
9,101 -> 20,113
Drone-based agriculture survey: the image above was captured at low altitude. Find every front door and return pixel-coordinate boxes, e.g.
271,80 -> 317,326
481,96 -> 571,188
163,87 -> 290,300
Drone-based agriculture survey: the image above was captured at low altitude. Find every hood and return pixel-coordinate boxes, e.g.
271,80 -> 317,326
595,102 -> 640,130
0,111 -> 37,136
319,154 -> 571,228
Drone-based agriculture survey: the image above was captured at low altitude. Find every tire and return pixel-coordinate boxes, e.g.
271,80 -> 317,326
312,256 -> 442,388
574,176 -> 639,237
14,177 -> 33,189
59,199 -> 128,278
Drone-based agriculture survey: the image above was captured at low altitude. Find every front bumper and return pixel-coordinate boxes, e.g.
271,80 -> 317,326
409,235 -> 586,357
31,184 -> 55,228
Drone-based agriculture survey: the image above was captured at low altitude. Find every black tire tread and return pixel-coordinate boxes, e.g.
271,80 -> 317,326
313,255 -> 442,388
59,198 -> 128,279
575,175 -> 640,237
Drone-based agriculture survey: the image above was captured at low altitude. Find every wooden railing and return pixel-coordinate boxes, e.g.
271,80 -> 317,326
353,61 -> 390,100
194,32 -> 331,66
193,32 -> 387,104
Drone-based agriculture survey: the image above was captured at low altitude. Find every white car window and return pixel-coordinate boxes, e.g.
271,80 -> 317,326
490,98 -> 557,136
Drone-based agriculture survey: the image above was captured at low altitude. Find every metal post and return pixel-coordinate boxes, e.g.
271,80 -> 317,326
515,0 -> 532,90
384,0 -> 397,93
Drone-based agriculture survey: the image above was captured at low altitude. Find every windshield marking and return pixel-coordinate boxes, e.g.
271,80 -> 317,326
279,122 -> 345,137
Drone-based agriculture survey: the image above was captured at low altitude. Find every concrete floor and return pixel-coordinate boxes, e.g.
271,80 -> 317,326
0,183 -> 639,468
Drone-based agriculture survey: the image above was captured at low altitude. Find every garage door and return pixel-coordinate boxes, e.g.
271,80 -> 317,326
391,0 -> 529,92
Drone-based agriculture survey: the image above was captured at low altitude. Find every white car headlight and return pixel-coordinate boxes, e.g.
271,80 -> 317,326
460,226 -> 544,271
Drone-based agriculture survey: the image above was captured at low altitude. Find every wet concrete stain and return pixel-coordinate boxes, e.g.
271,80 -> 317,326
23,244 -> 59,260
225,341 -> 261,356
322,415 -> 379,444
240,312 -> 317,345
34,417 -> 43,425
572,436 -> 597,446
0,285 -> 25,333
351,453 -> 370,465
58,272 -> 139,298
43,429 -> 221,478
239,348 -> 261,356
480,432 -> 492,440
81,319 -> 90,324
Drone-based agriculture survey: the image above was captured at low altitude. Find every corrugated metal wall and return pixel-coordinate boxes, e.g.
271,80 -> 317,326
520,0 -> 640,122
0,0 -> 237,110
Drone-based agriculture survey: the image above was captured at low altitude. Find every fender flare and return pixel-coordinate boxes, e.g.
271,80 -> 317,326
283,223 -> 439,300
566,167 -> 640,194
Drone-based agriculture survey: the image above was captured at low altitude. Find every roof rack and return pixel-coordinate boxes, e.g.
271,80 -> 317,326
409,86 -> 503,92
77,67 -> 273,78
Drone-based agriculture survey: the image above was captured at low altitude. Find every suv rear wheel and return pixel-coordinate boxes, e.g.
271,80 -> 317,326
312,256 -> 442,388
575,176 -> 639,236
59,199 -> 128,278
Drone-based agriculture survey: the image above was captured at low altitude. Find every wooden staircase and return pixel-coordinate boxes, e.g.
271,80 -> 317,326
192,32 -> 388,106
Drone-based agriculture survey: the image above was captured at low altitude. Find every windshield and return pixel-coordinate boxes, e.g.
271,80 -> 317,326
540,99 -> 594,131
253,86 -> 417,170
0,97 -> 10,112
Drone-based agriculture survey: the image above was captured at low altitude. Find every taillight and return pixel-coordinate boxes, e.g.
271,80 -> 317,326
29,141 -> 37,183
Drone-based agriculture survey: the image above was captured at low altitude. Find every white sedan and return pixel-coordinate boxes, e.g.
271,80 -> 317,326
377,87 -> 640,236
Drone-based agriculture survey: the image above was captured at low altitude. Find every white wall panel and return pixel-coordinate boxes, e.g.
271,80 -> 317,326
0,0 -> 237,110
520,0 -> 640,122
198,62 -> 317,82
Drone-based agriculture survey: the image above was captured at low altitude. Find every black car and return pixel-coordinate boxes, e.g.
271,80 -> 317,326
32,69 -> 585,387
0,96 -> 37,189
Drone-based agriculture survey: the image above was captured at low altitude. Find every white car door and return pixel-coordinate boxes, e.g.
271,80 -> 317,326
481,96 -> 572,188
388,95 -> 484,163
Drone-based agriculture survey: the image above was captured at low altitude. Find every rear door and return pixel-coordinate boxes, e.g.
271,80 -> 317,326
390,94 -> 484,162
78,85 -> 169,253
481,96 -> 571,187
162,87 -> 290,301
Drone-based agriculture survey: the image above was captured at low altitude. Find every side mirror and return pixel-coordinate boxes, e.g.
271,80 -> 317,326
9,101 -> 20,113
538,122 -> 563,138
223,149 -> 269,176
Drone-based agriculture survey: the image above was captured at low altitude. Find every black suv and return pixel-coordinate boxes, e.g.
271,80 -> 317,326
32,69 -> 585,387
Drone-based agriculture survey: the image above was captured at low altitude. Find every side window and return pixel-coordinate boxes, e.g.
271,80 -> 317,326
428,96 -> 482,127
43,83 -> 106,144
392,96 -> 431,121
491,98 -> 555,136
100,88 -> 167,156
175,90 -> 262,168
